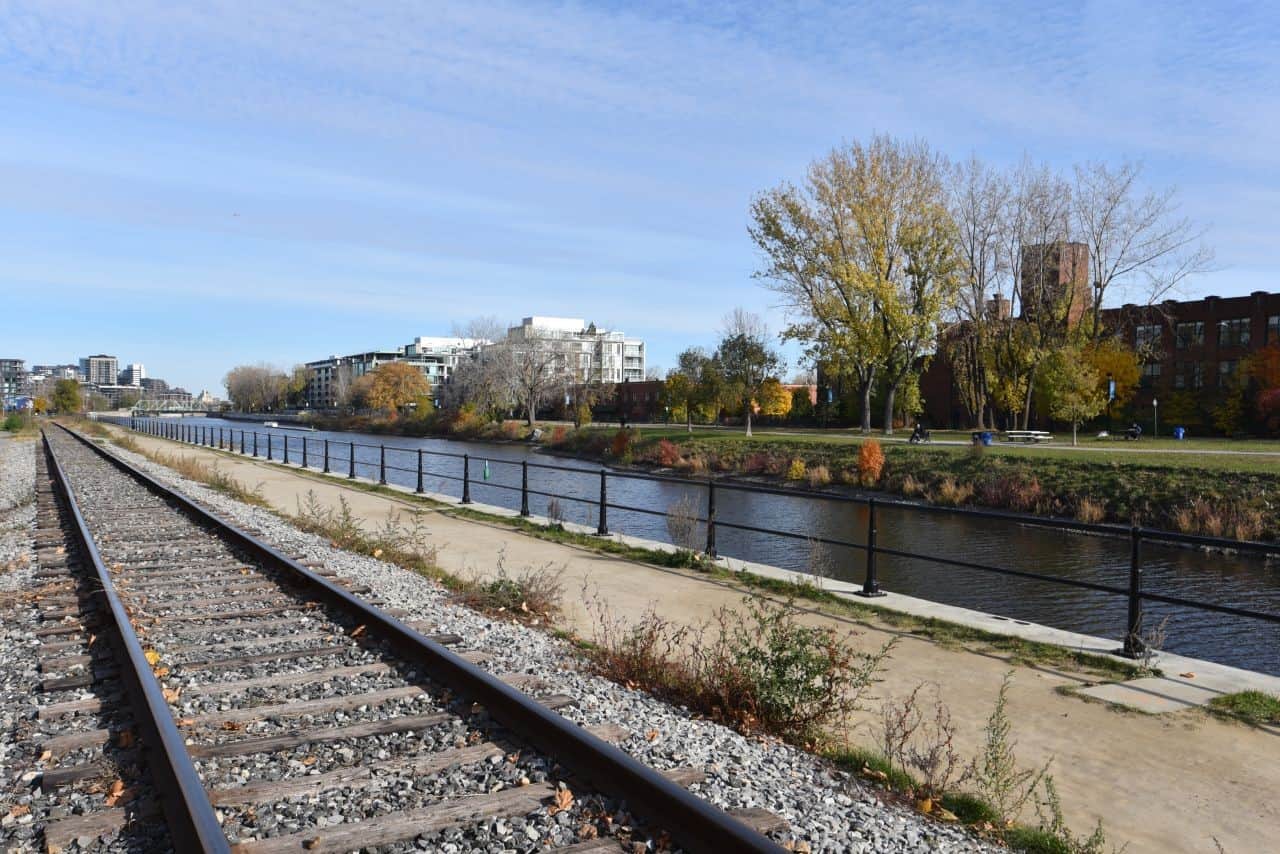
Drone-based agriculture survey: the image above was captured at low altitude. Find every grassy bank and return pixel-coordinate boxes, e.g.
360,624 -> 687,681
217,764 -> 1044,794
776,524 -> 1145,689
550,427 -> 1280,542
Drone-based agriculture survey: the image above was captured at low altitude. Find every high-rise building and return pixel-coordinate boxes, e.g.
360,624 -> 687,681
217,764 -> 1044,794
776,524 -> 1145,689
118,363 -> 145,386
79,354 -> 119,386
305,337 -> 486,408
1,359 -> 26,400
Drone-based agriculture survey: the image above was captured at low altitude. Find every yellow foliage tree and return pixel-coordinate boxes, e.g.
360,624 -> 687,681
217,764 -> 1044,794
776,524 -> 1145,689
1083,339 -> 1140,407
756,377 -> 792,418
365,362 -> 430,416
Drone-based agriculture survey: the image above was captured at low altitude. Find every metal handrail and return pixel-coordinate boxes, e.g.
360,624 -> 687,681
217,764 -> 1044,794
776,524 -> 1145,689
116,417 -> 1280,656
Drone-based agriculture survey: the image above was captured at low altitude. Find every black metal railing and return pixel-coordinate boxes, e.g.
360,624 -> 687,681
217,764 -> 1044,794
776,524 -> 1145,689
112,416 -> 1280,658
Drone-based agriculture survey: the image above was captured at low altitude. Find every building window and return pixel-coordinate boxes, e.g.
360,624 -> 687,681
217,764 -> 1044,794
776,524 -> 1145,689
1218,318 -> 1251,348
1140,362 -> 1162,388
1175,321 -> 1204,349
1268,315 -> 1280,344
1174,362 -> 1203,390
1135,323 -> 1162,350
1218,360 -> 1237,387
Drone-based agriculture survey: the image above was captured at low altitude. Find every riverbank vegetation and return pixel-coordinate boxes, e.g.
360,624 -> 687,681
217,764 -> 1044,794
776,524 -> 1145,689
547,427 -> 1279,542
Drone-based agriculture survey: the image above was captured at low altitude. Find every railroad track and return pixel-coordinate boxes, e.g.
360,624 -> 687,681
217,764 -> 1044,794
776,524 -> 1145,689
32,424 -> 786,854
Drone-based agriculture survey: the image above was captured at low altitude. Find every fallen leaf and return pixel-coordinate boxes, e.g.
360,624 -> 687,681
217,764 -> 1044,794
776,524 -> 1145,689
350,625 -> 366,638
221,721 -> 243,731
372,548 -> 383,558
302,836 -> 322,850
935,807 -> 959,822
39,750 -> 51,761
162,688 -> 181,703
176,718 -> 195,727
548,786 -> 574,816
143,649 -> 161,666
301,756 -> 317,766
577,824 -> 598,840
153,667 -> 170,679
104,779 -> 126,807
1180,672 -> 1196,679
645,730 -> 659,742
915,797 -> 933,815
520,601 -> 529,613
116,730 -> 135,749
9,804 -> 29,817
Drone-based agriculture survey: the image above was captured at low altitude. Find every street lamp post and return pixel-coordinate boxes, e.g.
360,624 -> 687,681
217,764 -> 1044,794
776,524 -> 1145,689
1153,397 -> 1159,439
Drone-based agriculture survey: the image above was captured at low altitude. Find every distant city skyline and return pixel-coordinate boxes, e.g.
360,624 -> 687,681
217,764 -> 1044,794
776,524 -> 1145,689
2,1 -> 1277,395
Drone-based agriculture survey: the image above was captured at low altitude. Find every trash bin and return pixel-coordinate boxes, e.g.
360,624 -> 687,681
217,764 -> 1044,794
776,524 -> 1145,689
980,431 -> 993,446
1173,426 -> 1186,440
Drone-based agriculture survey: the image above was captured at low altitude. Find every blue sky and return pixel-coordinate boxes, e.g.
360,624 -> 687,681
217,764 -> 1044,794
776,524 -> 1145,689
1,1 -> 1277,395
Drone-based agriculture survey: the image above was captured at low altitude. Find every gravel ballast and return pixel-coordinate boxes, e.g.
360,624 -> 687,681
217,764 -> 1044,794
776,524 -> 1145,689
71,432 -> 1002,854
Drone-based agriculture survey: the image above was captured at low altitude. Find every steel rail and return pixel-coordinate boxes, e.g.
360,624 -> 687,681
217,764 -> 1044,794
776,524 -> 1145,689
42,430 -> 231,854
56,424 -> 785,854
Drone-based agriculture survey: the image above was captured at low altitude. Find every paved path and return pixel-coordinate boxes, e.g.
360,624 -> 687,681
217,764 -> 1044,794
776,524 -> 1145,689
102,424 -> 1280,853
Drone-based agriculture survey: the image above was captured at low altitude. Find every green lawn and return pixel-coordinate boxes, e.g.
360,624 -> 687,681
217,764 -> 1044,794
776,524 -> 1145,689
620,425 -> 1280,474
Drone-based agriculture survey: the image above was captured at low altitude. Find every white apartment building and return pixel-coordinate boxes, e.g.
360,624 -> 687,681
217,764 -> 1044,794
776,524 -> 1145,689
79,354 -> 119,386
118,363 -> 145,386
506,317 -> 645,384
305,337 -> 486,408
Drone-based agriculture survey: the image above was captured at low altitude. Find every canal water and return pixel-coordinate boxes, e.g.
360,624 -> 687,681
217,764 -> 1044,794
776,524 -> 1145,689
163,417 -> 1280,675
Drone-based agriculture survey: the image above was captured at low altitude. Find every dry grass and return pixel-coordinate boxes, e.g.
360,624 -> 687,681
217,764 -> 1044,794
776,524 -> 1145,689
934,477 -> 974,507
1173,498 -> 1265,541
665,493 -> 702,554
1074,497 -> 1106,524
143,449 -> 270,508
805,464 -> 832,488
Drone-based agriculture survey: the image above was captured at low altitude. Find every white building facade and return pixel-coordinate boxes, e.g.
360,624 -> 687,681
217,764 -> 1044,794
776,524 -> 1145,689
505,317 -> 645,384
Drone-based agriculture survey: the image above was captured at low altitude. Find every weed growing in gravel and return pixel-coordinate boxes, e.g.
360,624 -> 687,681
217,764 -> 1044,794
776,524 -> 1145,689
664,493 -> 701,556
1005,776 -> 1116,854
878,682 -> 969,805
292,491 -> 447,586
454,553 -> 564,625
583,589 -> 894,748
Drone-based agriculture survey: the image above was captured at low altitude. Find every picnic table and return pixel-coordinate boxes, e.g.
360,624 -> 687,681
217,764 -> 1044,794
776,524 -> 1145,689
1001,430 -> 1054,443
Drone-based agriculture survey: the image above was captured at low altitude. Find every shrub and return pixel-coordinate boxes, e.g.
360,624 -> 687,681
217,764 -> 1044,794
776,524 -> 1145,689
857,440 -> 885,486
765,454 -> 790,476
742,451 -> 771,474
455,560 -> 564,625
900,474 -> 925,497
786,458 -> 807,481
969,673 -> 1048,824
686,454 -> 708,474
585,593 -> 894,747
879,683 -> 968,802
654,439 -> 682,467
610,429 -> 634,461
805,464 -> 831,488
548,425 -> 570,446
500,420 -> 522,440
666,493 -> 702,553
544,497 -> 567,529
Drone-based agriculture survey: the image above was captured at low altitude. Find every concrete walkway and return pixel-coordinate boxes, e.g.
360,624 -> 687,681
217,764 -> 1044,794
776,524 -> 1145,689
99,424 -> 1280,852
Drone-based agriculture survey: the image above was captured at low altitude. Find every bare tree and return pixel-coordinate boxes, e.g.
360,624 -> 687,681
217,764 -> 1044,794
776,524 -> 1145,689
1073,160 -> 1214,337
507,333 -> 575,426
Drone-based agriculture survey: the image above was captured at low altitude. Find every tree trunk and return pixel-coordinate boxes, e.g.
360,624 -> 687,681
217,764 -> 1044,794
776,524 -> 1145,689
882,384 -> 897,436
745,405 -> 753,437
686,409 -> 692,433
859,375 -> 874,434
1072,421 -> 1078,445
1021,366 -> 1038,430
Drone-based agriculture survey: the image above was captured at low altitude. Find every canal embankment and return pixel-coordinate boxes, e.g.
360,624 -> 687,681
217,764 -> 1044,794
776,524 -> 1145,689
93,418 -> 1280,853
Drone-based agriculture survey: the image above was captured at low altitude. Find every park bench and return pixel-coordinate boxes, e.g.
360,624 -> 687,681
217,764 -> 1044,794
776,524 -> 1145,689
1001,430 -> 1054,443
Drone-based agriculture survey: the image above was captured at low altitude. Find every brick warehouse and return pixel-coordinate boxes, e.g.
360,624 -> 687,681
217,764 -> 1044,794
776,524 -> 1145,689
921,289 -> 1280,430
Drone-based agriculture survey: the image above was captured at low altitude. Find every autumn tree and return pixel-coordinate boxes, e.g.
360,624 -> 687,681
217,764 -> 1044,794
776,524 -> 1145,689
52,379 -> 81,413
751,135 -> 959,434
1038,348 -> 1104,445
1082,338 -> 1141,412
756,377 -> 792,419
223,364 -> 288,412
662,347 -> 720,432
365,362 -> 430,416
713,309 -> 782,437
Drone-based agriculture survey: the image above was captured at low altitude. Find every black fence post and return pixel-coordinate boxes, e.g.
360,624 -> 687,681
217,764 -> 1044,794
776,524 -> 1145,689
267,433 -> 273,461
416,449 -> 424,494
302,437 -> 308,469
1124,527 -> 1145,657
283,435 -> 290,465
520,461 -> 530,516
324,440 -> 330,473
705,480 -> 717,558
858,499 -> 885,597
379,445 -> 386,484
596,470 -> 609,536
462,455 -> 472,504
348,442 -> 356,479
253,431 -> 259,458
